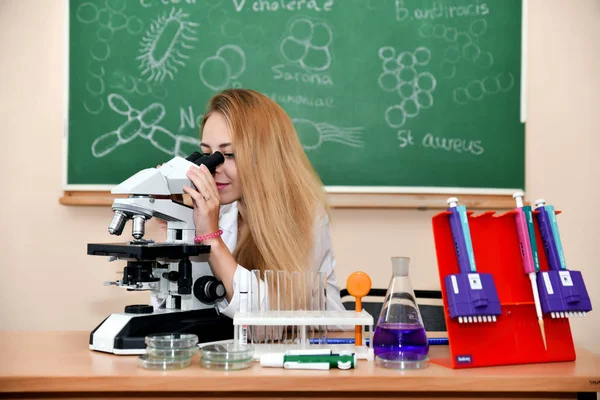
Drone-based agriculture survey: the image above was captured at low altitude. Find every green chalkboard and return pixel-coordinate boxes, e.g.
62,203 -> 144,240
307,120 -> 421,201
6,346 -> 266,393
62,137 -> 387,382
66,0 -> 525,192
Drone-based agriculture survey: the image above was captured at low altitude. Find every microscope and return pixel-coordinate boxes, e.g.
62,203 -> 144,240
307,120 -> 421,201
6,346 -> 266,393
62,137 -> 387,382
87,151 -> 234,355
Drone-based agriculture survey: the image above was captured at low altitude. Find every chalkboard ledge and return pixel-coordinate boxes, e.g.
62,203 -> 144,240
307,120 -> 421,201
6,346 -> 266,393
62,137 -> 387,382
59,191 -> 516,210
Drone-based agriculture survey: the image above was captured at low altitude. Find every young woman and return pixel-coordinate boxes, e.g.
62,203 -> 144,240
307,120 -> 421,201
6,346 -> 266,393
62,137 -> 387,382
182,88 -> 345,318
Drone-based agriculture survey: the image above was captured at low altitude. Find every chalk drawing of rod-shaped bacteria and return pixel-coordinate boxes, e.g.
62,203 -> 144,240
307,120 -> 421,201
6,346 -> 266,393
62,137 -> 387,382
199,45 -> 246,91
145,125 -> 177,155
137,8 -> 199,82
175,134 -> 201,157
293,119 -> 365,151
143,126 -> 201,157
91,94 -> 166,157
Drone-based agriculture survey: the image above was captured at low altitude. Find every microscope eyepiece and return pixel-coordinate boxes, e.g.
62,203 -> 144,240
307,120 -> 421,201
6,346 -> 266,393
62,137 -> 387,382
185,151 -> 204,163
195,151 -> 225,174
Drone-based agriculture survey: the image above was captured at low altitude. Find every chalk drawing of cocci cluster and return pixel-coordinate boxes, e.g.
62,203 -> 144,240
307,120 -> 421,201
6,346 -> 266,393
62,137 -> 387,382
109,70 -> 168,100
84,64 -> 107,115
213,9 -> 265,47
453,73 -> 515,105
137,8 -> 199,82
92,93 -> 199,158
76,0 -> 144,115
279,18 -> 333,71
76,0 -> 144,62
293,119 -> 365,151
221,18 -> 265,46
196,0 -> 265,46
419,19 -> 492,79
378,46 -> 436,129
199,45 -> 246,91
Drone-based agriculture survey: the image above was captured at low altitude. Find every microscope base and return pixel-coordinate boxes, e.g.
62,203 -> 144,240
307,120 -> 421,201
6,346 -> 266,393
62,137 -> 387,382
89,308 -> 233,355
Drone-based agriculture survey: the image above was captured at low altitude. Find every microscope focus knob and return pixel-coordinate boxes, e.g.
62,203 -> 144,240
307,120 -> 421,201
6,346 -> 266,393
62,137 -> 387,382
194,276 -> 226,304
162,271 -> 179,282
124,304 -> 154,314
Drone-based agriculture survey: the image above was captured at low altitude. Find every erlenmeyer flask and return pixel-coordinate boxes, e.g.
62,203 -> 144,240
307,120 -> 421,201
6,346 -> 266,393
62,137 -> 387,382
372,257 -> 429,369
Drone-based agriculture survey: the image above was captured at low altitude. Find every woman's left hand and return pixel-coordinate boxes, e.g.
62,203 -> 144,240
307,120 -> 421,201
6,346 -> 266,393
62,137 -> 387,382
183,164 -> 221,236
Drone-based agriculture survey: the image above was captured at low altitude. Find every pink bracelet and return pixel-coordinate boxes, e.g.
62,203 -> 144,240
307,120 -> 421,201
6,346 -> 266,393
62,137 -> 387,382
194,229 -> 223,244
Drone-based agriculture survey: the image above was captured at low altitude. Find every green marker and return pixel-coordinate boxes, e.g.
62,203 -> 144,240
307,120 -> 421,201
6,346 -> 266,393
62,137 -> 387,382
260,352 -> 357,370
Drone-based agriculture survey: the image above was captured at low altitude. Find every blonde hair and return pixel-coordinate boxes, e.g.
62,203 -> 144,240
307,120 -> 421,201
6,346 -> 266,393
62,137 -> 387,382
201,89 -> 329,278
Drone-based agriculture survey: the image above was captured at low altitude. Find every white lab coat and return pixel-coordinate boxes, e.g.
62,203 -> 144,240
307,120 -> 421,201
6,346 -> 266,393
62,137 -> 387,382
215,201 -> 346,319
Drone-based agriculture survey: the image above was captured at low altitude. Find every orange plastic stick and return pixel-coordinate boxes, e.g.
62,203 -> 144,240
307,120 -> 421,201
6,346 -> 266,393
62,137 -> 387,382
346,272 -> 372,346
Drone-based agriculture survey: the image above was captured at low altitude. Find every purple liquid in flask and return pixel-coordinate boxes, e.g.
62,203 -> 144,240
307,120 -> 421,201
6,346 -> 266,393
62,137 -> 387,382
373,322 -> 429,360
373,257 -> 430,369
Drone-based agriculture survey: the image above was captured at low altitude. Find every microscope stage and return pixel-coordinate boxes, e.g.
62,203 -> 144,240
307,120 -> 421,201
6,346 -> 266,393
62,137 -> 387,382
87,242 -> 210,260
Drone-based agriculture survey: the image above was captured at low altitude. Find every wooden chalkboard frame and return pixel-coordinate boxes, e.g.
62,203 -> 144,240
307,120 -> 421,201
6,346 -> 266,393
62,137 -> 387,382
61,0 -> 528,209
59,189 -> 519,209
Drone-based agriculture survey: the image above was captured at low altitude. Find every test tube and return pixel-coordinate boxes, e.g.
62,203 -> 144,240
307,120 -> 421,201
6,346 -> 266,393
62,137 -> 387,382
264,270 -> 275,343
304,271 -> 318,342
250,269 -> 262,344
298,270 -> 309,347
298,270 -> 305,310
290,271 -> 302,345
319,272 -> 328,344
277,270 -> 288,344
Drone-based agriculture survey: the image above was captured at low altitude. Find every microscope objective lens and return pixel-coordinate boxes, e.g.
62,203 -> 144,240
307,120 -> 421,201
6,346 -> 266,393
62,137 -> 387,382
132,215 -> 146,240
108,211 -> 128,235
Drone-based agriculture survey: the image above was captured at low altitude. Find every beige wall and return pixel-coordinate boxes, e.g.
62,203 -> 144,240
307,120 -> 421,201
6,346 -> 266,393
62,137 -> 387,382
1,0 -> 598,354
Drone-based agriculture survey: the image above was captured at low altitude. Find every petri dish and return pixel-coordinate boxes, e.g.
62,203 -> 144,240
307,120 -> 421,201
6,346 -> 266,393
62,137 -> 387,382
146,346 -> 198,359
139,333 -> 199,371
139,354 -> 193,370
199,343 -> 253,370
145,333 -> 199,349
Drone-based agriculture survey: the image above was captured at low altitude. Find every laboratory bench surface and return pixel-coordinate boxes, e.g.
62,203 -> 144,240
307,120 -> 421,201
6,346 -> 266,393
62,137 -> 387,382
0,331 -> 598,400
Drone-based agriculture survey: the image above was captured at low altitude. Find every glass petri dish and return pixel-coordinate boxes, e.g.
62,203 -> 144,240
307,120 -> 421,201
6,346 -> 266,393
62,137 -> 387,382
375,354 -> 429,370
139,354 -> 193,370
199,343 -> 253,370
146,346 -> 198,359
145,333 -> 199,349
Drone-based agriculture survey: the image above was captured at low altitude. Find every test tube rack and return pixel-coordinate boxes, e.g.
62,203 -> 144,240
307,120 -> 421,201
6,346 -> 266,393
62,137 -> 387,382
431,209 -> 577,369
232,310 -> 374,361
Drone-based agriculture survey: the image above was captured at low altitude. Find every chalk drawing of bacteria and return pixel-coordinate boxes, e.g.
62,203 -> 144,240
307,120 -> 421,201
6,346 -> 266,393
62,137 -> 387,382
146,126 -> 201,157
280,18 -> 333,72
174,134 -> 201,157
91,94 -> 165,157
293,119 -> 365,151
137,8 -> 199,82
453,72 -> 514,105
199,45 -> 247,91
378,46 -> 437,129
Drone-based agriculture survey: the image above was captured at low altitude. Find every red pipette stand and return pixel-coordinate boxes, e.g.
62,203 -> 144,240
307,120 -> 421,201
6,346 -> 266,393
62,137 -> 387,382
430,209 -> 576,369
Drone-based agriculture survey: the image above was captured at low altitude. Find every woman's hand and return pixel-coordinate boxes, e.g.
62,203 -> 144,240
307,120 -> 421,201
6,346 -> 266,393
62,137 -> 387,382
183,164 -> 221,236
